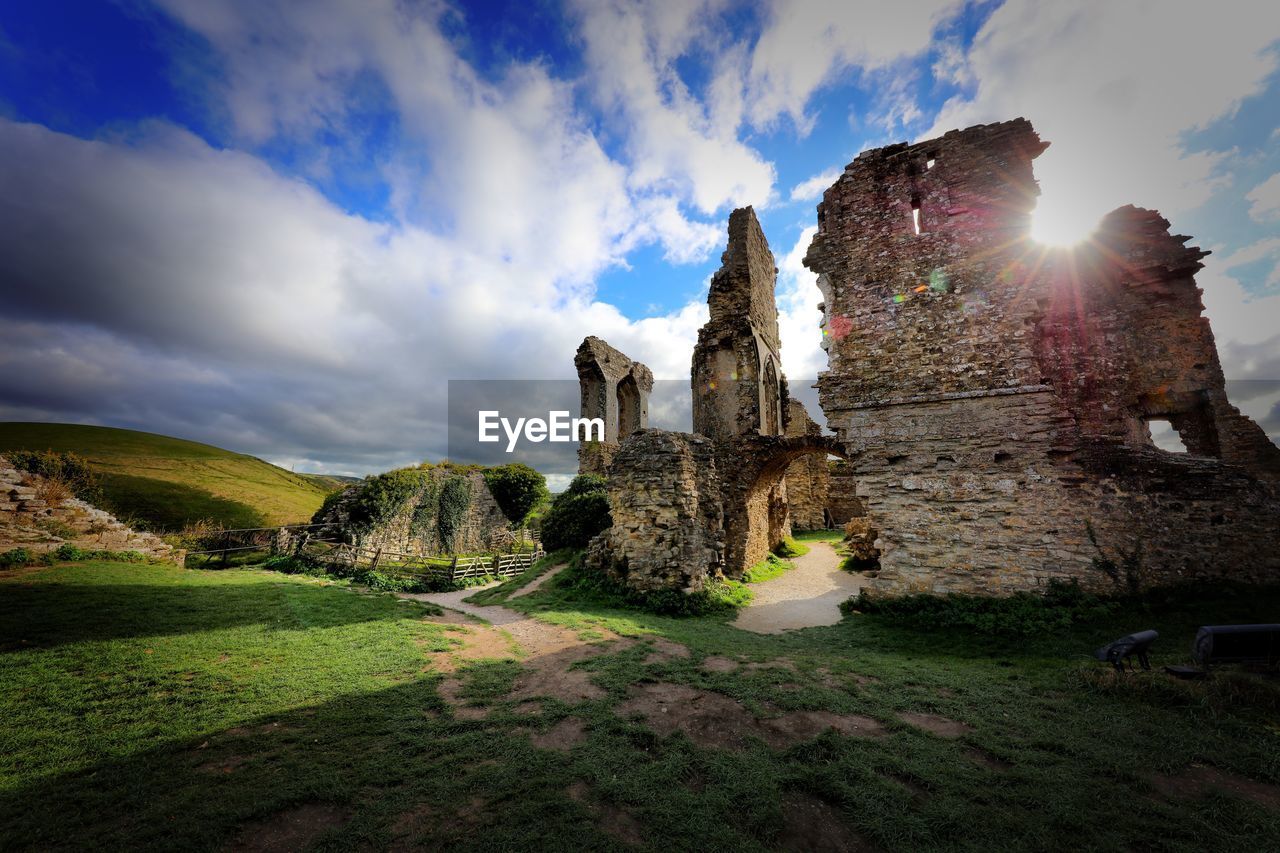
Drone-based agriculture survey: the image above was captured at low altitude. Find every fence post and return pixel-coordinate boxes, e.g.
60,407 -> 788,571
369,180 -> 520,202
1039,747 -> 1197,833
450,554 -> 459,583
220,531 -> 230,567
370,548 -> 382,571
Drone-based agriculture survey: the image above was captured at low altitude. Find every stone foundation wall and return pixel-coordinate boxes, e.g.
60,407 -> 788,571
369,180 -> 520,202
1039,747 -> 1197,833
319,467 -> 514,556
587,430 -> 724,592
783,400 -> 830,530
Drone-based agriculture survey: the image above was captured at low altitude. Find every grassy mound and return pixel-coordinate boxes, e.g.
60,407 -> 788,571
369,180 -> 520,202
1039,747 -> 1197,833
0,422 -> 331,531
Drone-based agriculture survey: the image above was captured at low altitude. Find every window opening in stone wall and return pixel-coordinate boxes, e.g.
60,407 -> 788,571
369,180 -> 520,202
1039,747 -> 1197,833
1144,418 -> 1187,453
926,158 -> 935,170
910,195 -> 921,235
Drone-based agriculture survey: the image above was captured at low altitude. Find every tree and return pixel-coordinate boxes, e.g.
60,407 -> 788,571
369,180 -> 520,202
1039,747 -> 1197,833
482,463 -> 548,525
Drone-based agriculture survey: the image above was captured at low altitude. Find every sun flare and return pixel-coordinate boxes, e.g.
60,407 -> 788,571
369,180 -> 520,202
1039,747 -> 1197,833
1030,202 -> 1099,248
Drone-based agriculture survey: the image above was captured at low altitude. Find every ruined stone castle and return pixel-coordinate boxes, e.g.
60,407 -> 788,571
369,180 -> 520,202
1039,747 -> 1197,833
581,118 -> 1280,597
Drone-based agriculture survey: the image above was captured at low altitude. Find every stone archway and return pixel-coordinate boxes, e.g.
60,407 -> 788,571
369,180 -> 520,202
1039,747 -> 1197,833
720,434 -> 854,578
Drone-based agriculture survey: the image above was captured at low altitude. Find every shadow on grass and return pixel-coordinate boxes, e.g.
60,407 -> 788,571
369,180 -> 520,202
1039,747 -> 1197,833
0,581 -> 422,649
97,472 -> 267,531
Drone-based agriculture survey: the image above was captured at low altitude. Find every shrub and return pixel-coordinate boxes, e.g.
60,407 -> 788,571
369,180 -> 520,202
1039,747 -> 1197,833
563,473 -> 607,498
540,489 -> 611,551
555,553 -> 751,616
482,463 -> 548,525
345,468 -> 429,534
844,578 -> 1116,637
0,548 -> 34,569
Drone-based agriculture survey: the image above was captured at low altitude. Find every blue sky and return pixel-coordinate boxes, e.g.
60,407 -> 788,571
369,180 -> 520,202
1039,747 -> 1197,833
0,1 -> 1278,478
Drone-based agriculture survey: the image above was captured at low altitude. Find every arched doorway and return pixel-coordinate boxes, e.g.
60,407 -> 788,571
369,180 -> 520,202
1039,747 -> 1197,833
617,373 -> 642,438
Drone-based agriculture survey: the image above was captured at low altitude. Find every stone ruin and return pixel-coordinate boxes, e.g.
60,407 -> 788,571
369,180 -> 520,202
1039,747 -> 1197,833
575,336 -> 654,476
0,454 -> 180,563
584,208 -> 841,593
582,117 -> 1280,597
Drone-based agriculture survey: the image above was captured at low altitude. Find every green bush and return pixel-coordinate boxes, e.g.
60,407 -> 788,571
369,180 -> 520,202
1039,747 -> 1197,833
482,463 -> 548,525
845,578 -> 1116,637
541,475 -> 611,551
0,545 -> 151,569
345,468 -> 429,534
0,548 -> 34,569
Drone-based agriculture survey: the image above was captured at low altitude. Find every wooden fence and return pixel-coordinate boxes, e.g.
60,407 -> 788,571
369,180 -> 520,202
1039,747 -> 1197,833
300,539 -> 543,584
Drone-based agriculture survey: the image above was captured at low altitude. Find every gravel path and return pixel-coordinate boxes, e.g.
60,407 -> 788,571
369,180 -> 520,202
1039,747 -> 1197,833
733,541 -> 863,634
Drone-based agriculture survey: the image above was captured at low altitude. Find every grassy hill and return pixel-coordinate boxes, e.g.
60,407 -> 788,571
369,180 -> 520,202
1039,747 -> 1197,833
0,423 -> 335,532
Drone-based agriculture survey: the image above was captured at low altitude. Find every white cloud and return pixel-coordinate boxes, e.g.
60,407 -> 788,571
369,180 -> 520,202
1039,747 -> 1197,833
775,225 -> 827,381
747,0 -> 959,133
789,168 -> 842,202
928,0 -> 1280,239
1247,172 -> 1280,221
569,0 -> 776,216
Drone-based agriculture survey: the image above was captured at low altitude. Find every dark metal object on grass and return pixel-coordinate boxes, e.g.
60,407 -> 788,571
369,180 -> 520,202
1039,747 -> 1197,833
1094,630 -> 1158,672
1192,624 -> 1280,669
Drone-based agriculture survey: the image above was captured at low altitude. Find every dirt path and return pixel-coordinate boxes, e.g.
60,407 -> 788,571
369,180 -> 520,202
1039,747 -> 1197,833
733,541 -> 863,634
510,561 -> 569,599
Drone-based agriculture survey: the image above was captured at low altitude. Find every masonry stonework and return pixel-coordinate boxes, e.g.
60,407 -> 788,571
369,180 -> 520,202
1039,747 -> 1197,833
806,118 -> 1280,595
575,336 -> 654,476
585,209 -> 841,591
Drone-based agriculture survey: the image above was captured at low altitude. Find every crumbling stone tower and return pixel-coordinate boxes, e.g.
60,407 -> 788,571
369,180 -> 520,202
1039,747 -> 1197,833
807,118 -> 1280,595
575,336 -> 654,476
584,210 -> 841,593
692,206 -> 786,439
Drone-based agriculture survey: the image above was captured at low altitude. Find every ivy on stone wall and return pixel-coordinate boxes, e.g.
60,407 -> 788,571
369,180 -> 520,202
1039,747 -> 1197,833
346,468 -> 427,534
409,478 -> 443,540
436,475 -> 472,553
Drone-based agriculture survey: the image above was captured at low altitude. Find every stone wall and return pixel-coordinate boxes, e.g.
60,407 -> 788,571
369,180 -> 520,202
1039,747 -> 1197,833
807,118 -> 1280,595
587,430 -> 724,592
782,399 -> 830,530
0,455 -> 180,562
692,207 -> 785,441
317,467 -> 514,556
576,336 -> 654,476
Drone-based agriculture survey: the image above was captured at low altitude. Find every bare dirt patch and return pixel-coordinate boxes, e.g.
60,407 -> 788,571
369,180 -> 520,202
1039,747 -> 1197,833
389,795 -> 489,852
700,655 -> 738,673
898,711 -> 972,738
228,802 -> 348,853
1150,765 -> 1280,810
642,637 -> 691,664
528,717 -> 587,752
617,683 -> 886,750
778,793 -> 873,852
565,782 -> 644,847
197,754 -> 249,775
760,710 -> 886,746
967,748 -> 1013,772
508,643 -> 613,704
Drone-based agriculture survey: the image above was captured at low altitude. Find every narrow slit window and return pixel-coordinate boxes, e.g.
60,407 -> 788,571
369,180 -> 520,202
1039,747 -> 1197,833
910,196 -> 921,235
926,158 -> 935,170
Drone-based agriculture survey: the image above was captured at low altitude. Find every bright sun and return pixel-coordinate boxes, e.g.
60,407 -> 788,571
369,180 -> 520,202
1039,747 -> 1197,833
1030,200 -> 1099,248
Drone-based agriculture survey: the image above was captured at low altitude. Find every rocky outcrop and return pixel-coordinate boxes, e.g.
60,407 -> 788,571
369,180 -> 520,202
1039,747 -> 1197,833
0,455 -> 179,562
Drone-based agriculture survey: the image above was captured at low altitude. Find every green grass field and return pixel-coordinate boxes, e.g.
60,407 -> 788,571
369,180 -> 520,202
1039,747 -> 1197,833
0,422 -> 333,531
2,559 -> 1278,850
